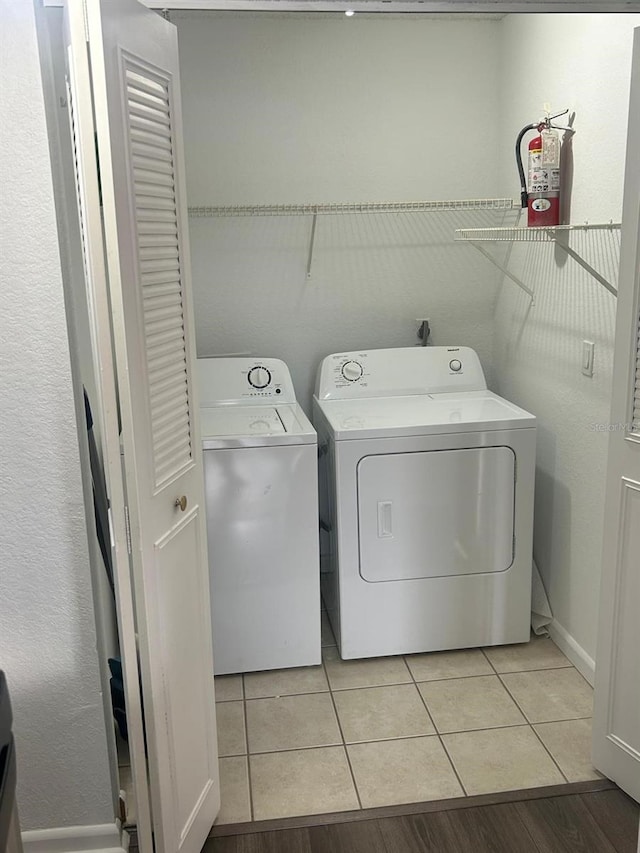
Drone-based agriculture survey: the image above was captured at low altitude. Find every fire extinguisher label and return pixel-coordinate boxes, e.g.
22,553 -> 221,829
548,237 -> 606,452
541,129 -> 561,168
531,198 -> 552,212
529,168 -> 560,193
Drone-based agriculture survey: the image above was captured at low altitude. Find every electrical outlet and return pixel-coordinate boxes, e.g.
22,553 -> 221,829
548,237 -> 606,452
416,318 -> 431,345
582,340 -> 595,377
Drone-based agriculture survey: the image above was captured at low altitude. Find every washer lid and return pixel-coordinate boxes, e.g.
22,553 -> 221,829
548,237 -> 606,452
315,391 -> 535,440
201,403 -> 316,448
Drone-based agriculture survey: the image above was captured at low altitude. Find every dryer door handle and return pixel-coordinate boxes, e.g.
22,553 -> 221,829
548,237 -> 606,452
377,501 -> 393,538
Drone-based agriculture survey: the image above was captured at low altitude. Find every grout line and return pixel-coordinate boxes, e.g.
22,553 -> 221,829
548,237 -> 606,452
323,652 -> 363,810
240,685 -> 255,821
496,671 -> 535,724
245,752 -> 256,823
480,647 -> 498,674
242,753 -> 255,824
404,655 -> 438,735
528,722 -> 570,784
243,688 -> 331,702
411,671 -> 498,684
405,654 -> 468,797
533,715 -> 593,724
328,680 -> 414,692
438,733 -> 468,798
432,722 -> 536,738
488,664 -> 574,676
246,732 -> 443,756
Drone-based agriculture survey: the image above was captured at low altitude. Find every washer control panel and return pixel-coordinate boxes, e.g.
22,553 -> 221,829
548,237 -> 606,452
341,360 -> 364,382
248,365 -> 272,389
315,346 -> 487,400
198,357 -> 297,406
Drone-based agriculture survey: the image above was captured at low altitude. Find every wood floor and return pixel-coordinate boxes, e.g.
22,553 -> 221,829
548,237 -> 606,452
203,788 -> 639,853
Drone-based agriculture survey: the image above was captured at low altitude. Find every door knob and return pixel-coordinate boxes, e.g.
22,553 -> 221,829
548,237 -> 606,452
174,495 -> 187,512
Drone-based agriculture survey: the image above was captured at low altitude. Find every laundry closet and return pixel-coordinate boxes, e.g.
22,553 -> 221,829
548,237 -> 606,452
34,2 -> 640,847
175,12 -> 628,671
169,7 -> 636,828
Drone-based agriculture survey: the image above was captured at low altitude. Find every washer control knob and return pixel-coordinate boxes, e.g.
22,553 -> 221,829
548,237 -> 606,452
341,360 -> 363,382
248,366 -> 271,389
449,359 -> 462,372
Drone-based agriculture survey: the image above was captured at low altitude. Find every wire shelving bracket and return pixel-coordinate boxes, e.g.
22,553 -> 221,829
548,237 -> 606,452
454,222 -> 621,300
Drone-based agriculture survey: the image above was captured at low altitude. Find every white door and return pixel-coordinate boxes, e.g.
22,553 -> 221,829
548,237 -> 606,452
357,448 -> 515,581
65,1 -> 220,851
593,27 -> 640,805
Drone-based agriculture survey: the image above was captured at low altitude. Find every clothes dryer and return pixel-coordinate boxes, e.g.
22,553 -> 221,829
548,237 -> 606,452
199,357 -> 320,674
313,346 -> 536,659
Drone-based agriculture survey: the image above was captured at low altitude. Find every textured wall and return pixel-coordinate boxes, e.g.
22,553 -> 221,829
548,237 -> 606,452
0,0 -> 114,831
176,13 -> 505,409
494,14 -> 640,667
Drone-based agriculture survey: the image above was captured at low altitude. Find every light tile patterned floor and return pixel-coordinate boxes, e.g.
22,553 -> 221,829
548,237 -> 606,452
213,618 -> 599,825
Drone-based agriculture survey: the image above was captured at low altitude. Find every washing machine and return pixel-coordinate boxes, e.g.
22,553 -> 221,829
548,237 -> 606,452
198,357 -> 320,675
313,346 -> 536,660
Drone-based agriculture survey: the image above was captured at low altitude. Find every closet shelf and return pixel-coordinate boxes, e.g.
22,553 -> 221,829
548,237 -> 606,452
454,223 -> 621,242
188,197 -> 517,279
454,222 -> 621,300
188,198 -> 516,218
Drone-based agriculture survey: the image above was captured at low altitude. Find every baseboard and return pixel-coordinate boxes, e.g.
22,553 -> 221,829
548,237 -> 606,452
549,619 -> 595,686
22,823 -> 127,853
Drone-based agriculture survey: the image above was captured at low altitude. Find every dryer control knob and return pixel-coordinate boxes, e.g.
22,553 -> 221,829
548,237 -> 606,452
341,360 -> 363,382
449,359 -> 462,372
248,366 -> 271,388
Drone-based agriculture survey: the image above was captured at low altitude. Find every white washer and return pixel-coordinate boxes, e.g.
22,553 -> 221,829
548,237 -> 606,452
198,357 -> 320,675
313,346 -> 536,660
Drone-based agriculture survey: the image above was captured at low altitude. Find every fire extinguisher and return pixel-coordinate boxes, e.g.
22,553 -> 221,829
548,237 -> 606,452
516,109 -> 571,227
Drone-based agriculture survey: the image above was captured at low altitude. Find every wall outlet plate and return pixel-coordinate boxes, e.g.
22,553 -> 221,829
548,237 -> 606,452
416,318 -> 431,344
582,340 -> 595,377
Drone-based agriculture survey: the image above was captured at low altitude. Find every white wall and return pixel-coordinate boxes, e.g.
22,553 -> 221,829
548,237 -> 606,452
494,14 -> 640,673
177,13 -> 506,409
0,0 -> 114,831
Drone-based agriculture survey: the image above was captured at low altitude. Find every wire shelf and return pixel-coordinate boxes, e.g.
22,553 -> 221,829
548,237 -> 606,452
188,198 -> 517,218
455,222 -> 621,299
455,223 -> 621,242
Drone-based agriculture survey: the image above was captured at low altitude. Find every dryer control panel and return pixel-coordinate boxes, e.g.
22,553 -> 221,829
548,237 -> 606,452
198,357 -> 298,406
314,346 -> 487,400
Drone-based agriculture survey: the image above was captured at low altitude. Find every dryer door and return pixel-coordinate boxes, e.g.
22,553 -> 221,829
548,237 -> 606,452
358,446 -> 515,582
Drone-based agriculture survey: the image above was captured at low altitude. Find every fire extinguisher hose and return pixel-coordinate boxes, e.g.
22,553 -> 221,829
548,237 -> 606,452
516,123 -> 537,209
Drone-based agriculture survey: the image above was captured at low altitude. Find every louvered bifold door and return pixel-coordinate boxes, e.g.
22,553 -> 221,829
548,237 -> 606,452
81,1 -> 220,851
126,66 -> 193,488
63,3 -> 156,849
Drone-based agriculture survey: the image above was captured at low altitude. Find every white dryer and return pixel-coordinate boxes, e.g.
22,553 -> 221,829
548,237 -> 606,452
313,346 -> 536,660
198,357 -> 320,675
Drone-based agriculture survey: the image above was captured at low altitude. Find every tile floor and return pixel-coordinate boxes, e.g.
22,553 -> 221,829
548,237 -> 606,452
213,612 -> 600,825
